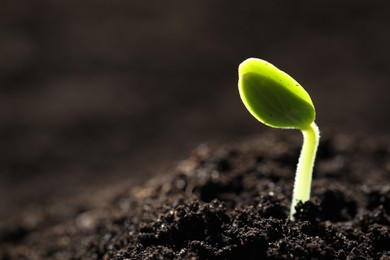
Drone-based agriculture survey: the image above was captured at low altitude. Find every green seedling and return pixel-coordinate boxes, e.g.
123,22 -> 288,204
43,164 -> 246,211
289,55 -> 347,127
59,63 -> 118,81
238,58 -> 320,220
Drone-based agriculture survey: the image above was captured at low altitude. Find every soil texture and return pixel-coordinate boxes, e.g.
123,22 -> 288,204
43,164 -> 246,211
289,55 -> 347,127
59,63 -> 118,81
1,131 -> 390,259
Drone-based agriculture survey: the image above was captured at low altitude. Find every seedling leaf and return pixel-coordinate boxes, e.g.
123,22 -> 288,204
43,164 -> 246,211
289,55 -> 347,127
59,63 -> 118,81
238,58 -> 315,130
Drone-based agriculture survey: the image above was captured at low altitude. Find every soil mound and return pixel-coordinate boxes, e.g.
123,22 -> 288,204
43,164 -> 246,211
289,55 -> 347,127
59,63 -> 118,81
2,132 -> 390,259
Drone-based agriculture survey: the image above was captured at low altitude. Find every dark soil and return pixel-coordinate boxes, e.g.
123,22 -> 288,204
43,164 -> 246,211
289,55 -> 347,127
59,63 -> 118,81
1,131 -> 390,259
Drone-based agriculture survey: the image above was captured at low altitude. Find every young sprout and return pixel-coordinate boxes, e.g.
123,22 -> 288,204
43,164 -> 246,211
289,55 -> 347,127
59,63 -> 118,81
238,58 -> 320,220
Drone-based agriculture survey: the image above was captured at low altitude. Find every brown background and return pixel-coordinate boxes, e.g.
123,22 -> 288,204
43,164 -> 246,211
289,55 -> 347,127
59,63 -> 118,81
1,0 -> 390,222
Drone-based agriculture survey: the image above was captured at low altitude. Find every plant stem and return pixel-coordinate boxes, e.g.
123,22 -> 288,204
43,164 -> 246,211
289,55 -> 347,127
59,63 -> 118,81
290,122 -> 320,220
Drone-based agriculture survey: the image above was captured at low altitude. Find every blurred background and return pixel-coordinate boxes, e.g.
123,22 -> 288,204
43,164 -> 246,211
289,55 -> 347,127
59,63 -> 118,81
1,0 -> 390,222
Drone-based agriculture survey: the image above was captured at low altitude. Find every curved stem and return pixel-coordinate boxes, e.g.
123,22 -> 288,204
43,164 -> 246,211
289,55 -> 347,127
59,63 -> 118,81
290,122 -> 320,220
